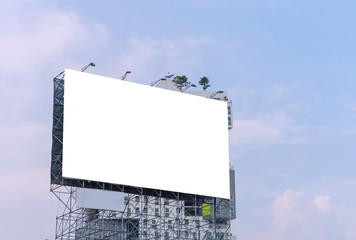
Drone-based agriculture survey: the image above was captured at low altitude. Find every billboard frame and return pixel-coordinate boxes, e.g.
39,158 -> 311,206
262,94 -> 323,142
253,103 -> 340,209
50,71 -> 229,201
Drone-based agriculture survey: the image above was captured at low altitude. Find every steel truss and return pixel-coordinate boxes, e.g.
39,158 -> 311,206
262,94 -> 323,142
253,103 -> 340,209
51,184 -> 232,240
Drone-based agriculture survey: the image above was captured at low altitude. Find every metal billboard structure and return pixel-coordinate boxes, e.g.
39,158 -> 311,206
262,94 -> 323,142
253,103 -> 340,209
51,70 -> 235,240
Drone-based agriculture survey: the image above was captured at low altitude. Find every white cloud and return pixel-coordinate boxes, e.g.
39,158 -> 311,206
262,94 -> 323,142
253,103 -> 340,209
0,0 -> 109,126
335,204 -> 356,240
334,92 -> 356,118
229,112 -> 306,147
271,190 -> 344,240
0,0 -> 108,127
0,166 -> 49,203
0,1 -> 108,239
0,165 -> 56,239
0,1 -> 107,77
110,36 -> 213,83
313,195 -> 331,213
264,84 -> 290,99
272,190 -> 308,233
264,0 -> 286,7
0,123 -> 50,165
233,188 -> 352,240
182,36 -> 212,47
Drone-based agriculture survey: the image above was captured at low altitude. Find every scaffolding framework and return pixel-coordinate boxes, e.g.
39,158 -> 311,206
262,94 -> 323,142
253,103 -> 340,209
51,184 -> 232,240
51,73 -> 234,240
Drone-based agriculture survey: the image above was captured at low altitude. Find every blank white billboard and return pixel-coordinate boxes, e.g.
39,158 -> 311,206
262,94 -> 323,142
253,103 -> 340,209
62,69 -> 230,199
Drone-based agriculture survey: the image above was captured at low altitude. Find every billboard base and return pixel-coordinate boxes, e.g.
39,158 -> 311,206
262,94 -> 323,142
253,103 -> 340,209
51,184 -> 232,240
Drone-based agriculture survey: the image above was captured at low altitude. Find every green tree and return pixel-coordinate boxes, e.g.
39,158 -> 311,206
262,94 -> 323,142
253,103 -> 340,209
172,75 -> 191,91
199,76 -> 210,91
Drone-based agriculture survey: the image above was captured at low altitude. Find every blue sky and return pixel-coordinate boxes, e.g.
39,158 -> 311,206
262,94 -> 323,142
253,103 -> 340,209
0,0 -> 355,239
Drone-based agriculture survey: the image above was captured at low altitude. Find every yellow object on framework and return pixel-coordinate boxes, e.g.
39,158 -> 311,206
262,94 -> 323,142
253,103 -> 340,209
202,203 -> 210,216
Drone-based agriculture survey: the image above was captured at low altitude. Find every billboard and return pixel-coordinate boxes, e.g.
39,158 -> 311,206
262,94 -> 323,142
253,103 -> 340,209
62,69 -> 230,199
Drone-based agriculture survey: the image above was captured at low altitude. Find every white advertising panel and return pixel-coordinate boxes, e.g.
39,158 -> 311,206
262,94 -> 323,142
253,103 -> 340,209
76,188 -> 125,211
62,69 -> 230,199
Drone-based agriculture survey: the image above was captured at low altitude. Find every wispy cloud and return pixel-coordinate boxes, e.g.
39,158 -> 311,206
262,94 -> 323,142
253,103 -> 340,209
0,1 -> 108,77
109,36 -> 213,83
0,0 -> 109,129
0,165 -> 56,239
229,112 -> 307,147
0,124 -> 50,167
335,203 -> 356,240
263,84 -> 290,99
